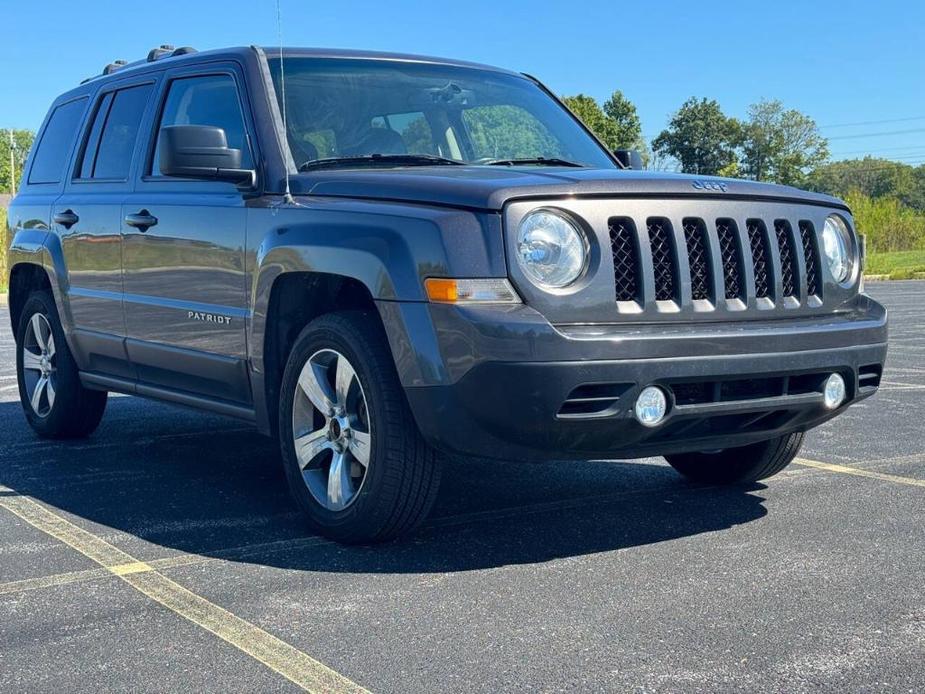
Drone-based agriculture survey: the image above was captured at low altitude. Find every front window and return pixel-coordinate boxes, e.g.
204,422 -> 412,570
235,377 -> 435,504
267,57 -> 615,170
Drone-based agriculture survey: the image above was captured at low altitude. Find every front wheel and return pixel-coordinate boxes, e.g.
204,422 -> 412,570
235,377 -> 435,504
278,311 -> 442,543
664,432 -> 805,484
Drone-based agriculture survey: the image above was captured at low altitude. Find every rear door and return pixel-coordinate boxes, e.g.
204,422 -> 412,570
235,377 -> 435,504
11,95 -> 88,306
121,64 -> 254,404
54,80 -> 156,378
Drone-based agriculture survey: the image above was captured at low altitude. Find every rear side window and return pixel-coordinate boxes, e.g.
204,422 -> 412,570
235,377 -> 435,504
151,74 -> 253,175
28,98 -> 87,184
89,84 -> 154,180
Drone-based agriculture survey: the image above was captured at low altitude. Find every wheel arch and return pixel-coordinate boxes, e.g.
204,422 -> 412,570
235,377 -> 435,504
8,262 -> 53,340
255,270 -> 388,436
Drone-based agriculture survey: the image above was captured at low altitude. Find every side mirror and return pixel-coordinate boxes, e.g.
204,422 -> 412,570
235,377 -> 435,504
613,149 -> 644,170
159,125 -> 255,185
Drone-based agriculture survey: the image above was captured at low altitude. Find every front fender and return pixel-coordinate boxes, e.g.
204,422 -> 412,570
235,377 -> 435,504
246,199 -> 506,370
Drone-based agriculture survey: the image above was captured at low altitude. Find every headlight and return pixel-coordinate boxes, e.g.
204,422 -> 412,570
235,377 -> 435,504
516,209 -> 588,289
822,215 -> 855,284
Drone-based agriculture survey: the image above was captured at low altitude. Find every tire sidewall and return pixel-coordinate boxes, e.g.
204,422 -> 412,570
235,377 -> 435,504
278,316 -> 397,537
16,292 -> 81,437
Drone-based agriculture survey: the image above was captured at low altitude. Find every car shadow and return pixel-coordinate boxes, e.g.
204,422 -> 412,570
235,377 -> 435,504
0,397 -> 769,574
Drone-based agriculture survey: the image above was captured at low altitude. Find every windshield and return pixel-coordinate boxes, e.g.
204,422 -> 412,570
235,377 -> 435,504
267,57 -> 616,170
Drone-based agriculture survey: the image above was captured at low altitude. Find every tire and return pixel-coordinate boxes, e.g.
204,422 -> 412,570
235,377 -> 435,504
278,311 -> 441,543
664,432 -> 805,485
16,291 -> 107,439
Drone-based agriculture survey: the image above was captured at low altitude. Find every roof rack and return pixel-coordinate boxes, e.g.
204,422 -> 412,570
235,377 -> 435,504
80,45 -> 198,83
147,44 -> 197,62
102,59 -> 128,75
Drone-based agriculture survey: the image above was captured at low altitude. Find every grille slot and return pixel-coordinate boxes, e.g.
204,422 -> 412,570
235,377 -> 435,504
608,217 -> 640,302
557,382 -> 632,419
746,219 -> 772,299
683,218 -> 712,301
799,220 -> 822,297
647,218 -> 678,302
858,364 -> 882,392
716,219 -> 744,300
774,220 -> 798,298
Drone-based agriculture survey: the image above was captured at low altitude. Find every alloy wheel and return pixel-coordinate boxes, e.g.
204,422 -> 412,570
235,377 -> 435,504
291,349 -> 372,511
21,313 -> 57,417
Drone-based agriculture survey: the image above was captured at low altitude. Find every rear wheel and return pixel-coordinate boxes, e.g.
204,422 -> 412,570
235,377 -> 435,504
664,432 -> 804,484
278,311 -> 441,543
16,291 -> 107,439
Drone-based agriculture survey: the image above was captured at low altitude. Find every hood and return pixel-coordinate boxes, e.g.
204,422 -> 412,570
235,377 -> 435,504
288,167 -> 846,211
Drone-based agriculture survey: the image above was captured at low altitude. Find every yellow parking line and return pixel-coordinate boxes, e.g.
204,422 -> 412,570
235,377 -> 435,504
0,486 -> 368,694
795,458 -> 925,488
0,566 -> 115,596
0,536 -> 332,598
110,561 -> 154,576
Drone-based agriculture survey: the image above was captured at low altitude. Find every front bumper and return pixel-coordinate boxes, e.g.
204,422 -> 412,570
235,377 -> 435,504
399,295 -> 887,461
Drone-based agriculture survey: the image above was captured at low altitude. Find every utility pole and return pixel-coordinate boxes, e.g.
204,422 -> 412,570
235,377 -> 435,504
8,129 -> 16,196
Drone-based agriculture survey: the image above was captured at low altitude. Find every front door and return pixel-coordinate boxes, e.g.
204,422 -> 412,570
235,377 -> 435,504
122,67 -> 255,405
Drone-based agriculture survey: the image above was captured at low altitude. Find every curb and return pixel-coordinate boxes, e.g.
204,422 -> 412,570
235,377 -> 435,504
0,293 -> 6,307
864,273 -> 925,281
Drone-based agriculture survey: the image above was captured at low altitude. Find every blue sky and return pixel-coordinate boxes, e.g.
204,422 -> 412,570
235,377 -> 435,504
2,0 -> 923,164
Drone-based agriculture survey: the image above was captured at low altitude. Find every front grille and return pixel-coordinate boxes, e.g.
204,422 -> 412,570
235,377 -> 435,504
716,219 -> 744,300
609,218 -> 640,302
774,220 -> 797,298
746,219 -> 771,299
683,219 -> 712,301
799,220 -> 822,297
647,218 -> 677,302
606,214 -> 826,311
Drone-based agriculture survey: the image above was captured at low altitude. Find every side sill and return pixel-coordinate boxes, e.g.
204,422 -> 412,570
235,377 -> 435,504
79,372 -> 257,423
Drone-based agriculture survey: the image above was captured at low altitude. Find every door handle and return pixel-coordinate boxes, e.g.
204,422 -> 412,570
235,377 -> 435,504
53,210 -> 79,229
124,210 -> 158,231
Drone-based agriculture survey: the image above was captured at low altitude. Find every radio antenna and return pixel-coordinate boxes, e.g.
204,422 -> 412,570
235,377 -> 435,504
276,0 -> 295,204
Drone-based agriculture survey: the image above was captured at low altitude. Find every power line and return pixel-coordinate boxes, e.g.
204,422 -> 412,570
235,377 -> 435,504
827,128 -> 925,141
819,115 -> 925,129
830,144 -> 925,157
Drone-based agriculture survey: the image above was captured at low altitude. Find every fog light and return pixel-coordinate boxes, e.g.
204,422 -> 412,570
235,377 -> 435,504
635,386 -> 668,427
823,373 -> 846,410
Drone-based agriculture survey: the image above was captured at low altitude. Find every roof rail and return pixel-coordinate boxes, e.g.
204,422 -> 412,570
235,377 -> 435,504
148,45 -> 198,62
80,45 -> 199,84
102,59 -> 128,75
147,44 -> 174,61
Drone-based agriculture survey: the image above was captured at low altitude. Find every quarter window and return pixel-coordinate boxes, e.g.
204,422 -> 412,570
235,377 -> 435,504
28,98 -> 87,184
152,74 -> 252,175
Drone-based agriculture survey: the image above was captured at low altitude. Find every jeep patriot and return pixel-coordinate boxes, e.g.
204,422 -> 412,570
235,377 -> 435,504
6,46 -> 888,542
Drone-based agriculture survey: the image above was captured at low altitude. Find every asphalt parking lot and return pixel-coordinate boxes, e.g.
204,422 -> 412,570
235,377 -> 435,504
0,281 -> 923,693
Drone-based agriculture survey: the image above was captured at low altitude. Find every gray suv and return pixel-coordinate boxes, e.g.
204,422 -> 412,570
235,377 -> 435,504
7,46 -> 887,542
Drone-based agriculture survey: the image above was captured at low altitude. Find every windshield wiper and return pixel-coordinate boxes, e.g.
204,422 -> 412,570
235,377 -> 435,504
298,154 -> 464,172
483,157 -> 585,168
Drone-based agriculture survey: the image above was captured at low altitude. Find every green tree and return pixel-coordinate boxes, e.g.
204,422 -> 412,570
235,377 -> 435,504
807,157 -> 917,205
651,98 -> 741,176
0,129 -> 35,193
463,105 -> 563,160
843,189 -> 925,252
562,91 -> 644,152
562,94 -> 618,147
740,100 -> 828,186
602,91 -> 643,150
